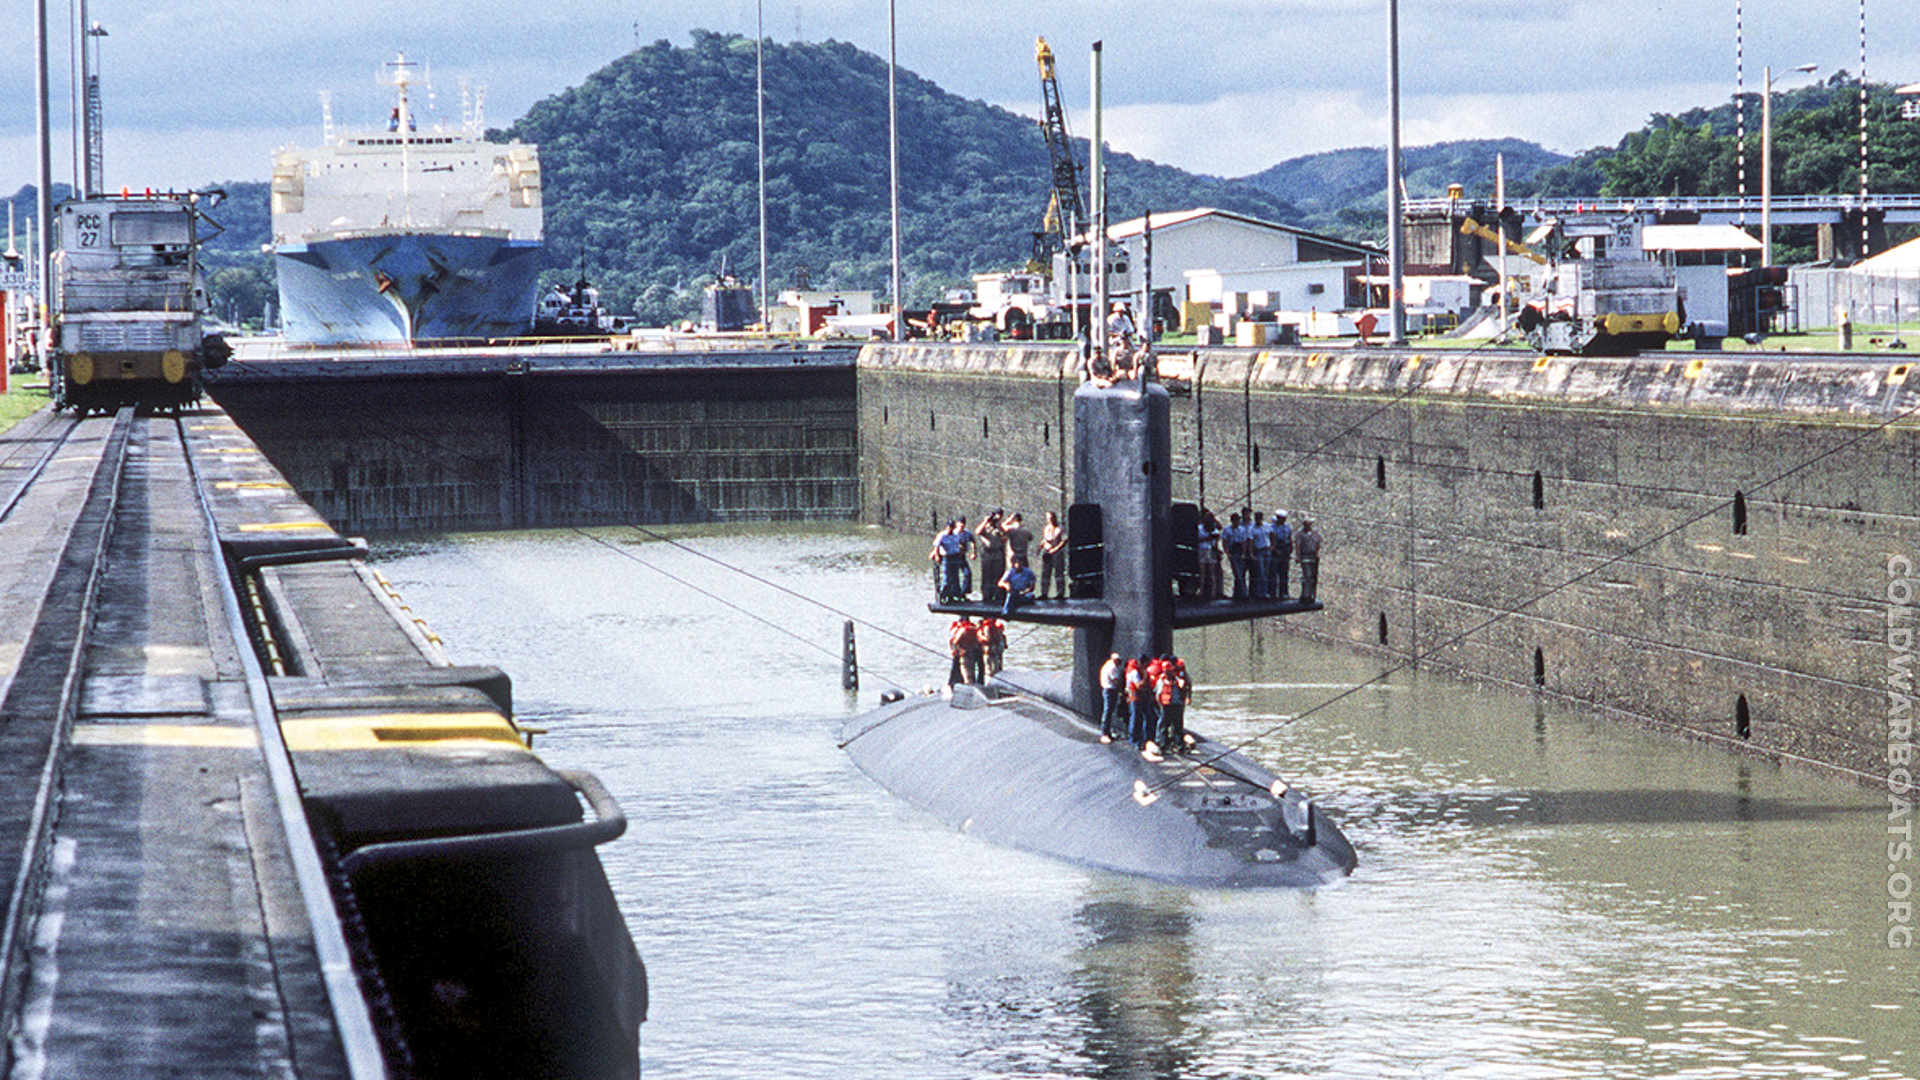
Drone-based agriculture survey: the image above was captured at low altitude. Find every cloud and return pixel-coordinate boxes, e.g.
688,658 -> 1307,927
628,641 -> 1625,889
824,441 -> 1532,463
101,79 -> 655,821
1,0 -> 1917,192
1050,76 -> 1747,180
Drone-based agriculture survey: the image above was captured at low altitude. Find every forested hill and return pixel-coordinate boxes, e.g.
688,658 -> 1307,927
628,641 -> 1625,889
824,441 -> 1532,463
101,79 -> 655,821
178,39 -> 1920,324
500,30 -> 1302,320
1529,74 -> 1920,207
1237,139 -> 1569,236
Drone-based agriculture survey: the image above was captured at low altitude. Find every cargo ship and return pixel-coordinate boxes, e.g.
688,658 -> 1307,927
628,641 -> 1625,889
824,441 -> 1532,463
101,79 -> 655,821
270,54 -> 543,344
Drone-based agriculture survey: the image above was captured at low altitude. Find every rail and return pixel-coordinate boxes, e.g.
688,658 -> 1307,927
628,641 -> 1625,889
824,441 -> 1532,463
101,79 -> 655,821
338,769 -> 627,876
0,413 -> 81,525
1405,193 -> 1920,219
186,420 -> 391,1079
0,410 -> 132,1060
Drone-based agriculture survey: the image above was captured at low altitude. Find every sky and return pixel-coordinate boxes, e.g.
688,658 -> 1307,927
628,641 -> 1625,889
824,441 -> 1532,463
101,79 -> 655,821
3,0 -> 1918,200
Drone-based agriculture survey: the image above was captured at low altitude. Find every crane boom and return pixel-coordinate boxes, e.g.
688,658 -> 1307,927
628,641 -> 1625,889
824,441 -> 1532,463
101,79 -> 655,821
1033,38 -> 1088,261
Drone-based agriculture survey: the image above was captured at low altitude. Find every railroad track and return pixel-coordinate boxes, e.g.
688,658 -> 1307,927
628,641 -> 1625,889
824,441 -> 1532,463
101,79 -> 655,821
0,406 -> 644,1079
0,408 -> 375,1078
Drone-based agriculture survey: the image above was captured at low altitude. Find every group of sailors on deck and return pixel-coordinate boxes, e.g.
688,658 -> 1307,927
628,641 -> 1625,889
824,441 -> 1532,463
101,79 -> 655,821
1101,653 -> 1193,762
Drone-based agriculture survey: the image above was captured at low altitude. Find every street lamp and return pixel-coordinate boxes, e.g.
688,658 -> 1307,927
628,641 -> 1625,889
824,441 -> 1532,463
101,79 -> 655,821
1385,0 -> 1406,346
1761,62 -> 1817,268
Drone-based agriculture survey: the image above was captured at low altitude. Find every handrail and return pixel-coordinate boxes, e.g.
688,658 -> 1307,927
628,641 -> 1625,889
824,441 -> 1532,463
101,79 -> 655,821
185,416 -> 391,1080
1405,193 -> 1920,214
338,769 -> 627,876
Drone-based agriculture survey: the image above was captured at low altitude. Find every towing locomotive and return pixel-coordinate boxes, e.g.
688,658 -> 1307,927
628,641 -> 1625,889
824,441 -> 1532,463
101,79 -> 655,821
1514,211 -> 1683,355
51,190 -> 230,413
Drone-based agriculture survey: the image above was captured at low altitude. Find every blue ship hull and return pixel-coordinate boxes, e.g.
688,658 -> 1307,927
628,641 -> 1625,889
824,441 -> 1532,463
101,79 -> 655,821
275,233 -> 543,345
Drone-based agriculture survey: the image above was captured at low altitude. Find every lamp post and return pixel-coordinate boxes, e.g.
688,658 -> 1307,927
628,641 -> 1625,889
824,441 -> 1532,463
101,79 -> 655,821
1385,0 -> 1406,345
886,0 -> 903,341
1761,62 -> 1817,268
84,21 -> 108,196
35,0 -> 53,372
756,0 -> 768,333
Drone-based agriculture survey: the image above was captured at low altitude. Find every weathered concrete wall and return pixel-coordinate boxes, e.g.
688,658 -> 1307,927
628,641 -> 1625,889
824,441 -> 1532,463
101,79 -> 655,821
859,342 -> 1920,779
213,367 -> 857,534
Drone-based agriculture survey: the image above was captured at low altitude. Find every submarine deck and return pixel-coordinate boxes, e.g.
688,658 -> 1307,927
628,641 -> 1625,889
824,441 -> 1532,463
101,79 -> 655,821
841,674 -> 1355,888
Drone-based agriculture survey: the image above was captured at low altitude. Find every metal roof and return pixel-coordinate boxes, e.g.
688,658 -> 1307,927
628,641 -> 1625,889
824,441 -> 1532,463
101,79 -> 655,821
1080,207 -> 1382,257
1641,224 -> 1762,252
1857,235 -> 1920,270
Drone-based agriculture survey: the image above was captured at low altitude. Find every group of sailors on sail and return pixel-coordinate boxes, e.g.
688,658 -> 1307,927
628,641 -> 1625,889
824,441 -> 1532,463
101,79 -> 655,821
931,509 -> 1068,607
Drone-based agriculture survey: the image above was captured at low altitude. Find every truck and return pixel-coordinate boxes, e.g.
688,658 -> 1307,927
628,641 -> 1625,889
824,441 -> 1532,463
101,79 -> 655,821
968,270 -> 1078,340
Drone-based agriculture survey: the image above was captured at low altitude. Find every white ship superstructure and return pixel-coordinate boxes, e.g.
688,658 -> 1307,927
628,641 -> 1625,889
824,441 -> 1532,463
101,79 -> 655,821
271,55 -> 545,344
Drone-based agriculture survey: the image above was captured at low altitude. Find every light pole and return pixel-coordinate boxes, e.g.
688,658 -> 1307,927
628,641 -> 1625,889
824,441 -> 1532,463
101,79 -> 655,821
35,0 -> 53,372
1384,0 -> 1406,346
1761,63 -> 1817,268
84,20 -> 108,196
756,0 -> 768,332
886,0 -> 902,341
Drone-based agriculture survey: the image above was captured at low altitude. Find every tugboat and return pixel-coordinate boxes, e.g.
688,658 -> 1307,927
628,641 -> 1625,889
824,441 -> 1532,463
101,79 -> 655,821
532,270 -> 633,338
841,372 -> 1357,887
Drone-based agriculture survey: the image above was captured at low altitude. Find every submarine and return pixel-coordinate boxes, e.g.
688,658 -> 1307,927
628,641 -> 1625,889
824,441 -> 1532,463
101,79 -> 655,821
841,373 -> 1357,887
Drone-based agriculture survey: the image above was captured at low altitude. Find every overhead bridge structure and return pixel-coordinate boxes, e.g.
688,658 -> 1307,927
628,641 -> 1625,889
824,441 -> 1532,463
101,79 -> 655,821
1405,193 -> 1920,226
1406,193 -> 1920,264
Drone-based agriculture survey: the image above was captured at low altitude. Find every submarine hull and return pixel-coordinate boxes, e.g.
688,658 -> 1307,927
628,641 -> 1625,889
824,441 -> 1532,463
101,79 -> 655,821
841,675 -> 1355,888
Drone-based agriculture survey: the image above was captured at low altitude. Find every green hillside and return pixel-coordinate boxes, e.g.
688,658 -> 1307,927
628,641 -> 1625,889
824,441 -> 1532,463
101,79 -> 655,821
500,30 -> 1300,322
142,41 -> 1920,324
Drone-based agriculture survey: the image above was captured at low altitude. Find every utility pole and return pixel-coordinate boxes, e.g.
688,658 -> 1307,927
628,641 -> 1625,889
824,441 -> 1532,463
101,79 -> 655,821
1385,0 -> 1407,346
36,0 -> 54,372
887,0 -> 903,341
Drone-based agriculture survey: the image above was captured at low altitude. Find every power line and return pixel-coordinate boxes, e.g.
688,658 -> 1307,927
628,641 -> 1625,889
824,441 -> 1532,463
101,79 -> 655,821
213,359 -> 948,690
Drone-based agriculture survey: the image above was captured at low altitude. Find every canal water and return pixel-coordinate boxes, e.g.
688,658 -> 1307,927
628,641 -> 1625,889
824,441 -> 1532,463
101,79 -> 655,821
374,525 -> 1911,1079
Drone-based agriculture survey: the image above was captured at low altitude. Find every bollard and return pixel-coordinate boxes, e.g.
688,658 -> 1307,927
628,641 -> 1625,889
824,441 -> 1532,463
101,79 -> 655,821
841,619 -> 859,690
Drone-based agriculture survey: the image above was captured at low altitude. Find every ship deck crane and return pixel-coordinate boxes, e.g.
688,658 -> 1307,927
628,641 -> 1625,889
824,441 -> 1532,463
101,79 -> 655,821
1032,38 -> 1088,262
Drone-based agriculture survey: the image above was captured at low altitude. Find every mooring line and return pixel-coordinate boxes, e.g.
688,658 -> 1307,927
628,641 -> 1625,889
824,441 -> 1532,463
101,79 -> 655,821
1148,386 -> 1920,795
215,359 -> 943,687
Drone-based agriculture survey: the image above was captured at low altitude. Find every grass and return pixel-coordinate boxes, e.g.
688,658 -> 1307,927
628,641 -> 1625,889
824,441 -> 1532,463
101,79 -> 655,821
1,378 -> 52,435
1675,325 -> 1919,355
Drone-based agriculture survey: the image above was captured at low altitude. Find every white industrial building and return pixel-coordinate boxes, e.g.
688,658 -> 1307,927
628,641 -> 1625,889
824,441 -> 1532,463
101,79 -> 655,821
1642,223 -> 1762,330
1184,263 -> 1353,314
1058,208 -> 1379,314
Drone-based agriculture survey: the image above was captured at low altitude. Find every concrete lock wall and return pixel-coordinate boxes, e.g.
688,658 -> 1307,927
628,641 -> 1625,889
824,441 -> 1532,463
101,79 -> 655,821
858,342 -> 1920,779
212,367 -> 857,534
